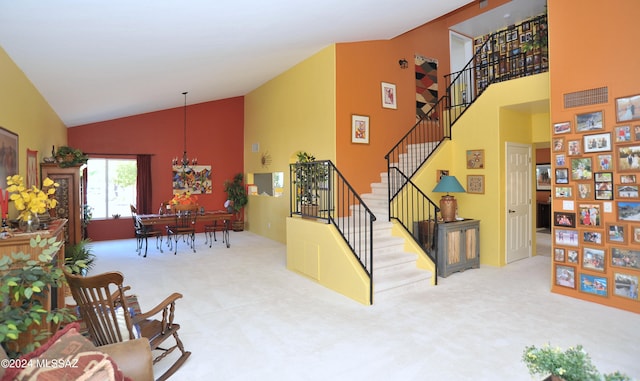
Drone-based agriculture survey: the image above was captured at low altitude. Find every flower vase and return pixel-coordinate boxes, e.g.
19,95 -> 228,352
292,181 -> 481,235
19,212 -> 40,233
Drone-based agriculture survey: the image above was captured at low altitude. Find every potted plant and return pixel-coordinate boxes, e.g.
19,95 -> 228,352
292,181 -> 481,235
294,151 -> 328,217
54,146 -> 88,168
64,238 -> 96,276
6,175 -> 59,232
223,173 -> 248,231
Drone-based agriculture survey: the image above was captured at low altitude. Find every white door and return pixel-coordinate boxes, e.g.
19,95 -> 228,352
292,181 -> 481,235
506,143 -> 531,263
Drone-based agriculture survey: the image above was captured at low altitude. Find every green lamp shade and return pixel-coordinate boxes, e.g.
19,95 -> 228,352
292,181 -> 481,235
432,176 -> 466,193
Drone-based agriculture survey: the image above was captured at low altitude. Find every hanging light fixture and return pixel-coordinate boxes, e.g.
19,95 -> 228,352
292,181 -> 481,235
172,91 -> 197,167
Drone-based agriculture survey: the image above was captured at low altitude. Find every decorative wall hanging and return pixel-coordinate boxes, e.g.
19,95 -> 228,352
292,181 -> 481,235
466,175 -> 484,194
466,149 -> 484,169
351,114 -> 370,144
26,149 -> 38,188
0,127 -> 17,189
172,165 -> 212,194
381,82 -> 397,109
415,55 -> 438,118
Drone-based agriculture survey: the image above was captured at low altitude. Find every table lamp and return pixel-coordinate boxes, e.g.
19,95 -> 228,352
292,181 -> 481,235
432,175 -> 466,222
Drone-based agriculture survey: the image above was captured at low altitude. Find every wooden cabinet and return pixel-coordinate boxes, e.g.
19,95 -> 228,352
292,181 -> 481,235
40,163 -> 86,245
436,219 -> 480,278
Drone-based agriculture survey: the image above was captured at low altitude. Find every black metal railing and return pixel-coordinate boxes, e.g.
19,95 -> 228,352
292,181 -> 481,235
290,160 -> 376,304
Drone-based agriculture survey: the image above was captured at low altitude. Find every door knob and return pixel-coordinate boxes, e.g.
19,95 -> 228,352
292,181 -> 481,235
508,209 -> 516,213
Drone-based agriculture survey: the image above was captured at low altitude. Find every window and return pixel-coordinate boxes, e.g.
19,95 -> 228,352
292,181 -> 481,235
86,158 -> 137,219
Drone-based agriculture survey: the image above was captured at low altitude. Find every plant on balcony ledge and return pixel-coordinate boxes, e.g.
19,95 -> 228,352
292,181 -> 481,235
294,151 -> 328,217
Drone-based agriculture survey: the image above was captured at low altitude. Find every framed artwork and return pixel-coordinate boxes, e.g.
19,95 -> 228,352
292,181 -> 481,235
617,201 -> 640,222
0,127 -> 18,189
555,186 -> 572,198
613,272 -> 639,300
381,82 -> 397,109
567,249 -> 579,264
552,137 -> 565,152
583,132 -> 611,153
616,144 -> 640,171
594,172 -> 613,200
555,229 -> 578,247
582,230 -> 603,245
555,154 -> 566,166
554,248 -> 565,262
579,273 -> 608,297
171,165 -> 212,194
553,121 -> 571,134
575,110 -> 604,132
467,175 -> 484,194
597,154 -> 613,171
615,94 -> 640,123
571,157 -> 592,180
555,168 -> 569,184
466,149 -> 484,169
578,203 -> 601,227
606,223 -> 627,244
633,225 -> 640,245
555,265 -> 575,289
535,164 -> 551,190
26,149 -> 38,188
436,169 -> 449,183
576,183 -> 593,200
554,212 -> 576,228
621,174 -> 636,183
615,125 -> 632,142
611,247 -> 640,270
617,184 -> 639,199
567,140 -> 581,156
351,114 -> 370,144
635,125 -> 640,141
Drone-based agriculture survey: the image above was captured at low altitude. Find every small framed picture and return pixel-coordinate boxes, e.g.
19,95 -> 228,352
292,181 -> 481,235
615,125 -> 632,142
571,158 -> 592,180
597,154 -> 613,171
554,212 -> 576,228
555,265 -> 575,289
554,248 -> 566,262
552,137 -> 565,152
621,174 -> 636,183
26,149 -> 38,189
594,172 -> 613,200
582,247 -> 605,272
567,249 -> 579,264
381,82 -> 397,109
617,184 -> 639,199
583,132 -> 611,153
555,229 -> 579,247
535,164 -> 551,191
633,225 -> 640,245
351,114 -> 370,144
578,203 -> 601,227
611,247 -> 640,270
575,110 -> 604,132
617,201 -> 640,222
553,121 -> 571,134
555,168 -> 569,184
615,94 -> 640,123
567,140 -> 581,156
616,144 -> 640,171
466,149 -> 485,169
635,125 -> 640,141
467,175 -> 485,194
613,272 -> 639,300
436,169 -> 449,183
555,154 -> 566,166
606,223 -> 627,244
582,230 -> 603,245
555,186 -> 572,198
579,273 -> 608,297
576,183 -> 593,200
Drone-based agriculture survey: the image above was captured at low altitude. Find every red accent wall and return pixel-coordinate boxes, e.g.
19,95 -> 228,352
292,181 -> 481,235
68,97 -> 244,241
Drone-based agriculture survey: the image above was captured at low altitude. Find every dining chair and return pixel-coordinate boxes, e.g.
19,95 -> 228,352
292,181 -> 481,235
130,204 -> 163,257
166,204 -> 198,254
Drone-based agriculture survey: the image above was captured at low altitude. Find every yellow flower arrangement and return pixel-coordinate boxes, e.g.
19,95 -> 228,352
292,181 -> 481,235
6,175 -> 59,221
170,191 -> 198,206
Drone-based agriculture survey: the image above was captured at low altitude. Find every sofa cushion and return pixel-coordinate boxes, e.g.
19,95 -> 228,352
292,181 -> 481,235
1,323 -> 131,381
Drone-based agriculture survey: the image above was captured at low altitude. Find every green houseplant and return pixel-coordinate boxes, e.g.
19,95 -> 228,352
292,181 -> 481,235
223,173 -> 248,231
294,151 -> 328,217
64,238 -> 96,275
54,145 -> 88,168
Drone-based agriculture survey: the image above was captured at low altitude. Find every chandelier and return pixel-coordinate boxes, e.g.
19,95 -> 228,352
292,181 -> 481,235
172,91 -> 197,167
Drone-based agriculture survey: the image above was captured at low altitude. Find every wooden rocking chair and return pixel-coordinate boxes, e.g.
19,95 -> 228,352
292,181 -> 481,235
64,270 -> 191,381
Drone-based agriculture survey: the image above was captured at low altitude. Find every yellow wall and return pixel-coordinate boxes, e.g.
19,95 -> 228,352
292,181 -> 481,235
0,47 -> 67,179
244,46 -> 336,243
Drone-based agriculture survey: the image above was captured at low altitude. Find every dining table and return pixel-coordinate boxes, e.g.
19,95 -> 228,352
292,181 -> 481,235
136,210 -> 233,248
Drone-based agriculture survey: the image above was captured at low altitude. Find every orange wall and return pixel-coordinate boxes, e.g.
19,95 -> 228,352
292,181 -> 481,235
68,97 -> 244,241
548,0 -> 640,313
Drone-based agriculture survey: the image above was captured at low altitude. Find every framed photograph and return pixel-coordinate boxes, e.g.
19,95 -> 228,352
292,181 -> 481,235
567,140 -> 581,156
535,164 -> 551,191
621,174 -> 636,183
615,125 -> 632,142
576,183 -> 593,200
555,265 -> 575,289
554,212 -> 576,228
594,172 -> 613,200
613,272 -> 639,300
633,225 -> 640,245
567,249 -> 579,264
571,157 -> 592,180
555,154 -> 566,166
26,149 -> 38,189
466,149 -> 484,169
554,248 -> 565,262
555,168 -> 569,184
617,201 -> 640,222
597,154 -> 613,171
617,184 -> 639,198
579,273 -> 608,297
583,132 -> 611,153
582,230 -> 603,245
467,175 -> 484,194
552,137 -> 565,152
611,247 -> 640,270
606,223 -> 627,244
635,125 -> 640,141
555,186 -> 573,198
381,82 -> 397,109
351,114 -> 370,144
578,203 -> 601,227
553,121 -> 571,134
575,110 -> 604,132
0,127 -> 18,189
555,229 -> 578,247
436,169 -> 449,183
615,94 -> 640,123
616,144 -> 640,171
